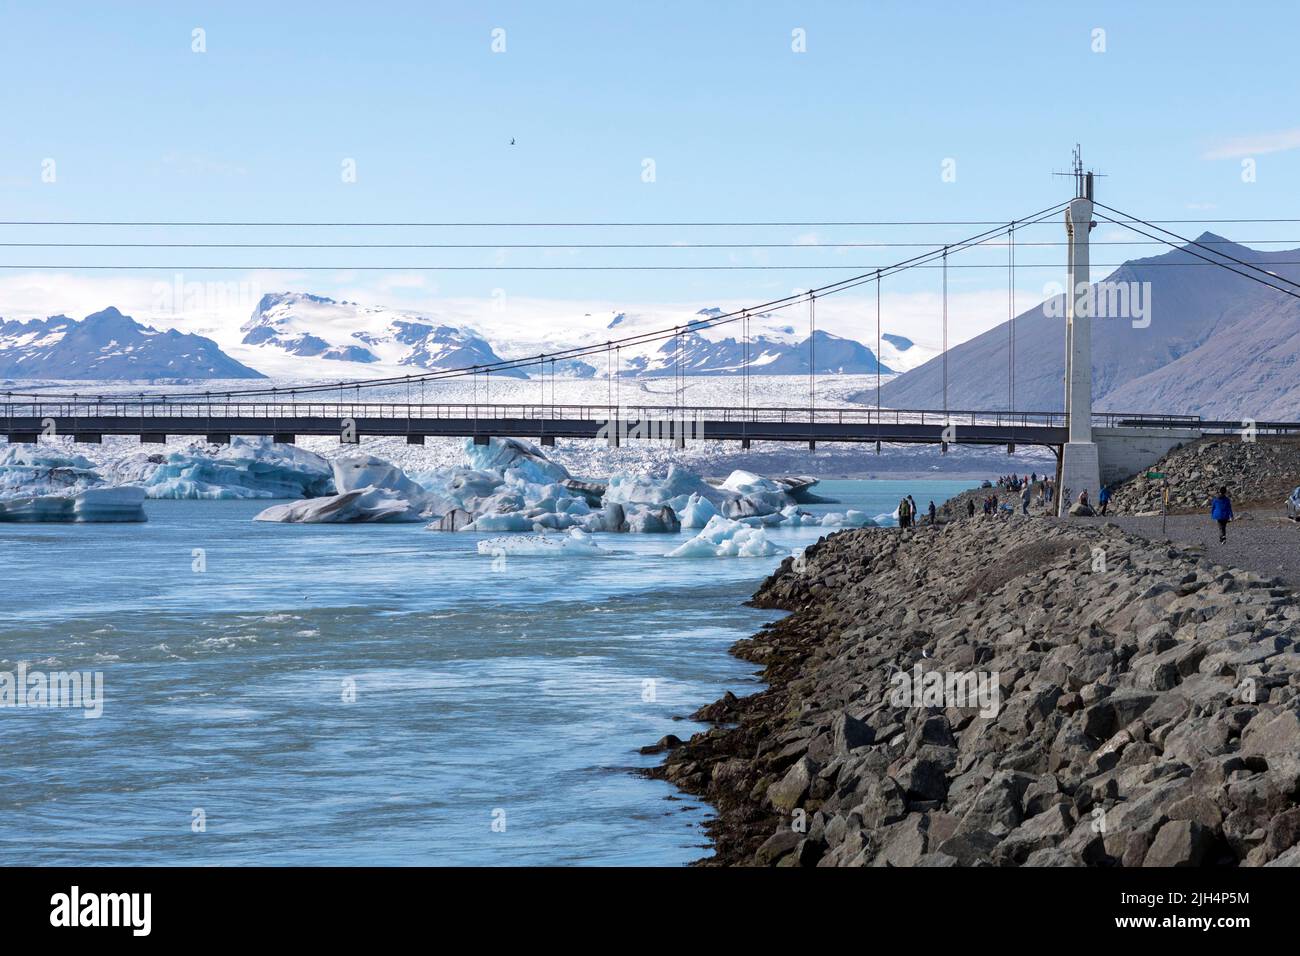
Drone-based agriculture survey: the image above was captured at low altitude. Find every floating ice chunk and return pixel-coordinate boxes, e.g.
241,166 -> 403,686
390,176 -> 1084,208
819,510 -> 878,528
665,515 -> 784,558
255,453 -> 447,523
332,453 -> 428,498
476,528 -> 614,557
0,485 -> 147,523
604,463 -> 719,507
254,487 -> 426,523
720,469 -> 786,496
678,493 -> 719,529
142,437 -> 334,499
0,444 -> 146,521
872,511 -> 899,528
0,444 -> 104,497
464,437 -> 570,485
623,503 -> 681,533
778,505 -> 822,527
464,512 -> 538,532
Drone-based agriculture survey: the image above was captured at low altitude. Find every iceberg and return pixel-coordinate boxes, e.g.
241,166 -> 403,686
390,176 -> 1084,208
141,437 -> 335,500
677,493 -> 719,529
665,515 -> 784,558
0,445 -> 146,522
602,463 -> 798,521
254,453 -> 436,523
253,487 -> 425,523
719,469 -> 786,496
462,436 -> 570,485
622,503 -> 681,533
476,528 -> 614,557
778,505 -> 822,527
0,485 -> 147,523
0,444 -> 103,497
603,464 -> 721,508
818,510 -> 877,528
872,510 -> 899,528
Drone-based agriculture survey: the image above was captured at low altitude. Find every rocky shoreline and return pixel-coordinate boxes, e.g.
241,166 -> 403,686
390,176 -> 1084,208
649,516 -> 1300,867
1108,436 -> 1300,515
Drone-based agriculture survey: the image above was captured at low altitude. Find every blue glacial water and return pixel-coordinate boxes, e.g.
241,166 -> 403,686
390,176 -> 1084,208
0,478 -> 974,866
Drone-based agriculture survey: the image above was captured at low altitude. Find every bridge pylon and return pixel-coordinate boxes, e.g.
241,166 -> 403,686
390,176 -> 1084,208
1058,153 -> 1101,515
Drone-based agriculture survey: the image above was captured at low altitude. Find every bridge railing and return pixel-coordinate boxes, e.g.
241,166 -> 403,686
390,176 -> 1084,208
18,399 -> 1293,434
0,398 -> 1075,428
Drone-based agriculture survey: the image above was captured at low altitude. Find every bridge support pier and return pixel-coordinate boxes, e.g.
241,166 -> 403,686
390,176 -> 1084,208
540,435 -> 555,447
473,435 -> 490,446
1059,442 -> 1100,514
273,433 -> 295,444
406,434 -> 425,445
205,433 -> 230,445
75,433 -> 102,444
140,433 -> 166,444
6,432 -> 38,444
1058,190 -> 1101,515
740,438 -> 750,450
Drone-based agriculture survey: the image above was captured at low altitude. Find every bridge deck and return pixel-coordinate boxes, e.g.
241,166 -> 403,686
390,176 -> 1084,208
0,401 -> 1235,447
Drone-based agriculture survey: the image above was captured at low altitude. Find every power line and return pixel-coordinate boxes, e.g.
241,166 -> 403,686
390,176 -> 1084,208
1094,212 -> 1300,301
1095,201 -> 1300,293
1,200 -> 1072,400
3,238 -> 1300,248
4,216 -> 1300,227
8,260 -> 1300,271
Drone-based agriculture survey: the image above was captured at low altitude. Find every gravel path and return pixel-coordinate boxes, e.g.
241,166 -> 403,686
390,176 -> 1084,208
1063,508 -> 1300,589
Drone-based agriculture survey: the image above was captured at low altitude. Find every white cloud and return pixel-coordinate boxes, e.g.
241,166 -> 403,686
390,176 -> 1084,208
1202,128 -> 1300,160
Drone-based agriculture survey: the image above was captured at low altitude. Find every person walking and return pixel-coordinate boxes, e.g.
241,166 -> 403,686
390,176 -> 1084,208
1210,486 -> 1233,543
1098,484 -> 1111,516
966,498 -> 976,519
908,496 -> 919,528
1020,483 -> 1031,515
928,500 -> 937,525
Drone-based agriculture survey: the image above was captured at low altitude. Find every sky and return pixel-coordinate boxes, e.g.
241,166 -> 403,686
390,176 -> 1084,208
2,1 -> 1300,351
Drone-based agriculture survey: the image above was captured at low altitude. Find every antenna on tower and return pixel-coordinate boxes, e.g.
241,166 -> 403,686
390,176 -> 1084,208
1052,144 -> 1105,200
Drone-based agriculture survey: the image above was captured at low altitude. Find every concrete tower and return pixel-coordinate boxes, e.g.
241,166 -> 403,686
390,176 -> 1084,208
1058,158 -> 1101,515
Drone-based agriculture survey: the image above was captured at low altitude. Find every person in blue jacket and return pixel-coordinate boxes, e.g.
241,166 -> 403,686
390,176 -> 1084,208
1098,484 -> 1112,516
1210,486 -> 1233,543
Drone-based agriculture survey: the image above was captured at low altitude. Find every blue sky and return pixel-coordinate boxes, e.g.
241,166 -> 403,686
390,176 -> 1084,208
2,1 -> 1299,343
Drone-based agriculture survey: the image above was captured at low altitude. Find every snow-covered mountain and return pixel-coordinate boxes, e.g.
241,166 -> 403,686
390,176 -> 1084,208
240,293 -> 527,377
621,325 -> 892,376
563,308 -> 895,377
0,307 -> 264,381
236,295 -> 899,380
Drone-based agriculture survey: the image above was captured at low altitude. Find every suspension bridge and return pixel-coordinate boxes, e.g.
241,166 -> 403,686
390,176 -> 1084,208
6,154 -> 1300,514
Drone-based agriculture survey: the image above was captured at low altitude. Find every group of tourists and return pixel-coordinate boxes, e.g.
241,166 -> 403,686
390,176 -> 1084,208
996,473 -> 1055,509
893,477 -> 1236,543
896,494 -> 937,529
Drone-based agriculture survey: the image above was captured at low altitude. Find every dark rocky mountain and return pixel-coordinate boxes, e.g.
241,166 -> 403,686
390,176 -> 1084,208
0,307 -> 264,380
851,233 -> 1300,419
